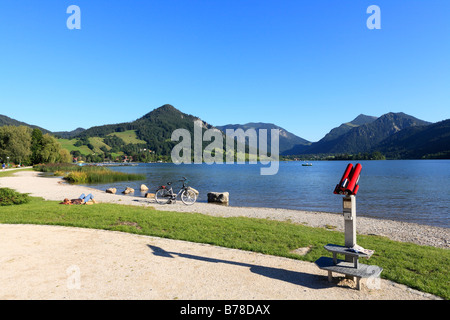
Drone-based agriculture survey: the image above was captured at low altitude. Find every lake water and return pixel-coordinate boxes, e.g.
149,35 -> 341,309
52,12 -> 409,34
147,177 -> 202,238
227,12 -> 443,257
84,160 -> 450,228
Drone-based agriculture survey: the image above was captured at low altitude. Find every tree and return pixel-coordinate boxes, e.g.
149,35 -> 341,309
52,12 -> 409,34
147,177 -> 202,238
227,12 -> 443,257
59,149 -> 72,163
0,126 -> 32,164
30,128 -> 44,164
39,134 -> 63,163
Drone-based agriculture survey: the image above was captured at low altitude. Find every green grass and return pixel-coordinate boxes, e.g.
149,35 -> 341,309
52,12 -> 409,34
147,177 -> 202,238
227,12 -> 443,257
0,187 -> 30,205
34,163 -> 146,183
64,169 -> 146,184
0,168 -> 34,178
57,138 -> 93,155
88,137 -> 111,153
0,195 -> 448,299
107,130 -> 146,144
58,133 -> 142,156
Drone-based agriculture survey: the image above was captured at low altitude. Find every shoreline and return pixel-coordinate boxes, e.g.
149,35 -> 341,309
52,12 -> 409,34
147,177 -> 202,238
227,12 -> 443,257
0,170 -> 448,249
0,170 -> 446,300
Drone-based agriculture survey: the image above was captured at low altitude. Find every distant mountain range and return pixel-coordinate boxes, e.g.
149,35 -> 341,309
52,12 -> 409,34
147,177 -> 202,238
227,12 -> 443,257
287,112 -> 431,156
0,114 -> 50,134
0,105 -> 449,159
216,122 -> 311,154
375,119 -> 450,159
52,127 -> 86,139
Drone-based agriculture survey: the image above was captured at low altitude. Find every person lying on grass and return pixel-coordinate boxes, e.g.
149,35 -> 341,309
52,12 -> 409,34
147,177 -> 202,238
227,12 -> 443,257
60,193 -> 95,205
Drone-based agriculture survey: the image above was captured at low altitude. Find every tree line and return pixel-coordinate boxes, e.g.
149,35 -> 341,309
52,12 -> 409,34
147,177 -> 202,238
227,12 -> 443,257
0,126 -> 71,167
281,151 -> 386,161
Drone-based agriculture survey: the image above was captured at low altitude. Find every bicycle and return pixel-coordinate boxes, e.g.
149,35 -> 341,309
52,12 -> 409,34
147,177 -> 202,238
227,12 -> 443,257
155,177 -> 197,205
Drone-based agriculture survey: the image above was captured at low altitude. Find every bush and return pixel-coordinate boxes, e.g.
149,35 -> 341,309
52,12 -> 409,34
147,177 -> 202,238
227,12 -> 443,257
34,163 -> 145,184
64,169 -> 145,184
0,188 -> 30,206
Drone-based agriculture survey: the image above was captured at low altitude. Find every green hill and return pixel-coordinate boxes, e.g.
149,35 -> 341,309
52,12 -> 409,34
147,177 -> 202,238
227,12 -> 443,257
2,107 -> 449,161
376,119 -> 450,159
60,104 -> 225,162
77,104 -> 215,156
0,114 -> 50,134
293,112 -> 431,156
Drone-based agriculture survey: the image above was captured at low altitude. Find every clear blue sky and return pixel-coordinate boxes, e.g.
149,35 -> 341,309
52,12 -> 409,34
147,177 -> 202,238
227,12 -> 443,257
0,0 -> 449,142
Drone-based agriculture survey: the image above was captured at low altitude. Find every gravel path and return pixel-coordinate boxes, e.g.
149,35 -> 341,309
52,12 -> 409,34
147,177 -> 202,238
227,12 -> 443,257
0,170 -> 446,300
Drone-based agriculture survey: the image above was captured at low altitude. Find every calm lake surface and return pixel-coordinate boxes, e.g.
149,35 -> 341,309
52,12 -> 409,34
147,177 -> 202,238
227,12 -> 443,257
84,160 -> 450,228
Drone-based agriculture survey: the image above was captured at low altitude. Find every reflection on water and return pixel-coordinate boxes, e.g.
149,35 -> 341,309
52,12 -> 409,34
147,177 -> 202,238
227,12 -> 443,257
82,160 -> 450,228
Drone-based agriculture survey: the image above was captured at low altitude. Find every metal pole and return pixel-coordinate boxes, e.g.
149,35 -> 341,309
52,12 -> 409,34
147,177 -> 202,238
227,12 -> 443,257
343,195 -> 356,248
343,195 -> 357,280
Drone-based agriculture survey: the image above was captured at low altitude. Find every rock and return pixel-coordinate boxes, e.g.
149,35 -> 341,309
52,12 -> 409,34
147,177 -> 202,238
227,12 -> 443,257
144,193 -> 155,198
106,188 -> 117,194
122,187 -> 134,194
140,184 -> 149,191
188,187 -> 199,195
207,192 -> 229,204
290,246 -> 312,256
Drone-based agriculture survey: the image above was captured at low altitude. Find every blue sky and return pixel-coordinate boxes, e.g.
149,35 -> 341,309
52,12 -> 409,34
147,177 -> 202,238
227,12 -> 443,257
0,1 -> 449,142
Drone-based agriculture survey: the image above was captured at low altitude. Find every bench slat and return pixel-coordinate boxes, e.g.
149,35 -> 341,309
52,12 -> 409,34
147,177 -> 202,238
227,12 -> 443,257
315,256 -> 383,278
324,244 -> 372,258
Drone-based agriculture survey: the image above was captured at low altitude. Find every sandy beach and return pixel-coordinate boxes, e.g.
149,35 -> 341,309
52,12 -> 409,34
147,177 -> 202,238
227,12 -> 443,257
0,169 -> 447,300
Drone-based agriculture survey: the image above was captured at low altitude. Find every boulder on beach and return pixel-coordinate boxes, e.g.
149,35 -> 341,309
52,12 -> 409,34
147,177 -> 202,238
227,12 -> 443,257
140,184 -> 149,191
188,187 -> 199,195
207,192 -> 229,204
106,188 -> 117,194
122,187 -> 134,194
144,193 -> 155,198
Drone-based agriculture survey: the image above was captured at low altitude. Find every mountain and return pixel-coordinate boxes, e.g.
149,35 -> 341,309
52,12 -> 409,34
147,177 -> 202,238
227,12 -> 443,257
320,114 -> 377,142
295,112 -> 431,155
216,122 -> 310,154
375,119 -> 450,159
0,114 -> 50,133
53,127 -> 86,139
1,107 -> 448,160
77,104 -> 217,155
283,114 -> 377,155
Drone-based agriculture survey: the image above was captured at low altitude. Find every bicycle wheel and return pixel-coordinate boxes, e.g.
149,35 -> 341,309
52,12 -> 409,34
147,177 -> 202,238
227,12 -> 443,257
155,188 -> 172,204
181,189 -> 197,205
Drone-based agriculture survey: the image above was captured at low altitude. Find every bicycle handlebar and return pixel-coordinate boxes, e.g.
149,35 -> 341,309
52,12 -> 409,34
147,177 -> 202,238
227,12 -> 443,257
167,177 -> 188,184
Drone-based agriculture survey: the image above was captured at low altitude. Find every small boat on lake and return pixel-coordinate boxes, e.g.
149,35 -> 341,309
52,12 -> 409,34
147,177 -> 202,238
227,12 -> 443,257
302,163 -> 312,166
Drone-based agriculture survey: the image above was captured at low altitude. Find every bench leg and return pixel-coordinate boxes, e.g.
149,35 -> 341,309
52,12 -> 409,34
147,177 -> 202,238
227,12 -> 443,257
356,277 -> 361,290
345,275 -> 355,281
353,257 -> 358,268
328,271 -> 333,282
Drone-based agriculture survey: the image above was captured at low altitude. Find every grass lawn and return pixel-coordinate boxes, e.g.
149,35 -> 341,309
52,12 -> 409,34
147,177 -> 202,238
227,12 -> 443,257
57,138 -> 93,155
88,137 -> 111,153
0,196 -> 448,299
107,130 -> 146,144
0,168 -> 34,178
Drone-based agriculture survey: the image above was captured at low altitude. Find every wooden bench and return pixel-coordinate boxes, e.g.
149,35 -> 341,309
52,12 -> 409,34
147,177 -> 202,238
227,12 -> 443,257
315,244 -> 382,290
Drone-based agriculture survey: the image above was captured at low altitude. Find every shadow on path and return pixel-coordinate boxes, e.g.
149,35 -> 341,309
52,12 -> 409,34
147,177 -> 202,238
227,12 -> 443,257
147,245 -> 330,290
